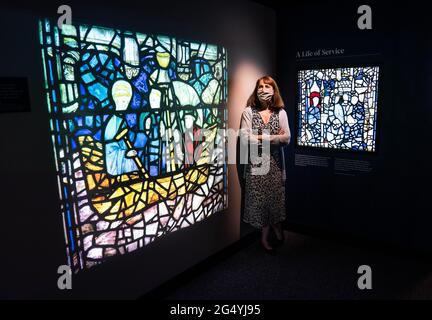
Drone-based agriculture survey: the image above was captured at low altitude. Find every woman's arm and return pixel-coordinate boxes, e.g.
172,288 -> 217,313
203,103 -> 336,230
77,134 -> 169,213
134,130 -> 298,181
260,109 -> 291,146
239,107 -> 260,144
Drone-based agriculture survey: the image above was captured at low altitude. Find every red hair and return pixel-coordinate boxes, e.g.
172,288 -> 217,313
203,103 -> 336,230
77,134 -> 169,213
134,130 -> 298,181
246,76 -> 285,110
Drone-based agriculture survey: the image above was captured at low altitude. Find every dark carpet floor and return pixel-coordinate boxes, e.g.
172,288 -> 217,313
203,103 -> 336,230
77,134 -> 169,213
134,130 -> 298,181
162,231 -> 432,300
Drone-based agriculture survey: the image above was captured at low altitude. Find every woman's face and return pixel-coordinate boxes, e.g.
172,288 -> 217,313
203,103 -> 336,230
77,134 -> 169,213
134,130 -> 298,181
257,80 -> 274,95
257,79 -> 274,103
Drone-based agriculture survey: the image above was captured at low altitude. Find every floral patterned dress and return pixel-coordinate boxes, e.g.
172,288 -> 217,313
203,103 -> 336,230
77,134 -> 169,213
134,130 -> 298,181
243,107 -> 286,229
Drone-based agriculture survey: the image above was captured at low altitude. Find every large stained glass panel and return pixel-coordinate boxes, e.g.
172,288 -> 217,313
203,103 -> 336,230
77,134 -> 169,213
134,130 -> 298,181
39,19 -> 228,272
297,66 -> 379,152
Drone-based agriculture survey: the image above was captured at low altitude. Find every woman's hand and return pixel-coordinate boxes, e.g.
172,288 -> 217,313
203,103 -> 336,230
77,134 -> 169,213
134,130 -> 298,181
252,134 -> 263,141
255,129 -> 283,141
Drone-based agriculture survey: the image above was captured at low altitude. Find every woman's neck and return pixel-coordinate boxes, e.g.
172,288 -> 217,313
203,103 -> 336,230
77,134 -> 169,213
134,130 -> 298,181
260,103 -> 271,110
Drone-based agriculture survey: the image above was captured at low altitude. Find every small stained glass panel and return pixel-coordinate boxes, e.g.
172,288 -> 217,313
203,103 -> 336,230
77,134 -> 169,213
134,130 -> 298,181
297,66 -> 379,152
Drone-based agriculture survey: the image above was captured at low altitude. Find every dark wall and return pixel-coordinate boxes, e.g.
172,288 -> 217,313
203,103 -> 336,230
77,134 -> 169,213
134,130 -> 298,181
277,1 -> 431,252
0,0 -> 276,299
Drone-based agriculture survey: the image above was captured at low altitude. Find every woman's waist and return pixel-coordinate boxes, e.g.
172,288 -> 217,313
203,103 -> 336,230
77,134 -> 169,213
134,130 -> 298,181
256,144 -> 282,152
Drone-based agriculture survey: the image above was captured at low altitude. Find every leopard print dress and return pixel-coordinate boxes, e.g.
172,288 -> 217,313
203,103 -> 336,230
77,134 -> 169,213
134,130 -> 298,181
243,107 -> 286,229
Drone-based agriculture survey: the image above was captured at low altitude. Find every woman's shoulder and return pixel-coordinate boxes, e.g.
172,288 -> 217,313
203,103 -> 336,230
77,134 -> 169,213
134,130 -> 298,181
276,107 -> 287,115
274,107 -> 288,121
243,106 -> 254,115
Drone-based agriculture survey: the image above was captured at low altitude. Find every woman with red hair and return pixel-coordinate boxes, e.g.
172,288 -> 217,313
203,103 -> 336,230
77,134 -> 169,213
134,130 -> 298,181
240,76 -> 291,253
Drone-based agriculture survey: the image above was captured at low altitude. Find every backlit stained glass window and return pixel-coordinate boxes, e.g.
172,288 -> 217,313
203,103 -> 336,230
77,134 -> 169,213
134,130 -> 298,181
39,19 -> 228,272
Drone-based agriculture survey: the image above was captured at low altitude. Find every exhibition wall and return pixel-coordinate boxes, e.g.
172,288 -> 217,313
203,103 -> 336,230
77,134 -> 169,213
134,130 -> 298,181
3,0 -> 432,300
277,2 -> 431,252
0,0 -> 276,298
